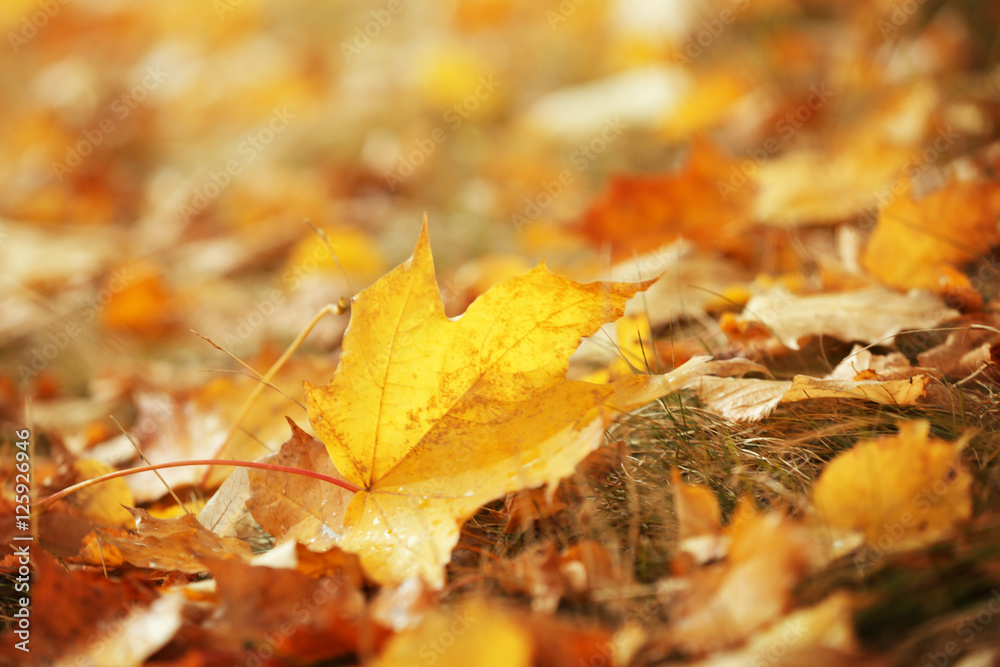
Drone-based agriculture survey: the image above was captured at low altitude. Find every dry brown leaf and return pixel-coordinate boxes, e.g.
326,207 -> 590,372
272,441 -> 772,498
125,355 -> 328,501
613,241 -> 748,325
690,371 -> 930,423
826,344 -> 925,381
574,241 -> 749,369
0,221 -> 121,291
243,419 -> 352,552
491,541 -> 630,614
204,557 -> 376,663
74,508 -> 252,573
504,487 -> 569,535
672,469 -> 722,541
197,464 -> 252,539
753,143 -> 921,226
0,554 -> 155,666
671,469 -> 727,569
505,441 -> 624,533
917,324 -> 1000,380
54,593 -> 186,667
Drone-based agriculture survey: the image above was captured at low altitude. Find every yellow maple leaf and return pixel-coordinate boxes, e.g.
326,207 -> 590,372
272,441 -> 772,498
812,421 -> 971,551
861,177 -> 1000,302
304,220 -> 716,586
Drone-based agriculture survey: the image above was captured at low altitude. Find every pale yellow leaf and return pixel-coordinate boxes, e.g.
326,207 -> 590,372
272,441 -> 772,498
690,376 -> 791,422
735,285 -> 957,350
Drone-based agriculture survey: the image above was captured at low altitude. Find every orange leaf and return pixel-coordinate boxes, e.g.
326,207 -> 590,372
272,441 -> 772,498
578,140 -> 753,259
862,178 -> 1000,302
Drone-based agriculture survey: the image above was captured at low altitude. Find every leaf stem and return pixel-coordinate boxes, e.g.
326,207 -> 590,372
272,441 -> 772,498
199,301 -> 345,487
37,459 -> 362,516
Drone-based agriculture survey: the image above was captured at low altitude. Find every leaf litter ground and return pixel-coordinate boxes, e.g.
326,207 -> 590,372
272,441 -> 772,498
5,2 -> 1000,666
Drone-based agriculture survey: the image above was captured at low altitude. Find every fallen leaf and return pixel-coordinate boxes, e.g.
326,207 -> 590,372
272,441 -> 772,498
67,458 -> 135,528
670,512 -> 819,654
526,613 -> 617,667
524,65 -> 691,138
672,469 -> 722,541
781,373 -> 931,406
826,344 -> 924,381
753,142 -> 921,227
370,600 -> 532,667
303,221 -> 721,586
690,370 -> 931,423
574,240 -> 748,370
753,82 -> 938,226
0,221 -> 120,291
690,376 -> 791,422
74,508 -> 252,573
732,285 -> 958,350
55,593 -> 186,667
100,262 -> 179,337
662,71 -> 751,139
503,486 -> 569,535
126,354 -> 329,501
812,421 -> 972,551
504,441 -> 624,534
578,141 -> 754,260
0,554 -> 155,666
862,177 -> 1000,299
204,557 -> 376,663
243,418 -> 352,552
917,324 -> 1000,380
491,541 -> 630,614
691,592 -> 860,667
671,469 -> 727,569
197,465 -> 252,539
